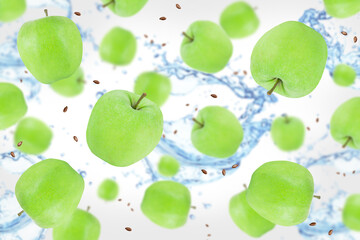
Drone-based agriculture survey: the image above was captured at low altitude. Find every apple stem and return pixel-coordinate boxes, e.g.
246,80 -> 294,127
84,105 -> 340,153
87,206 -> 91,212
313,195 -> 321,199
44,9 -> 49,17
283,114 -> 290,123
133,93 -> 147,110
18,210 -> 24,216
342,137 -> 352,148
182,32 -> 194,42
192,118 -> 204,127
102,0 -> 114,8
267,78 -> 281,96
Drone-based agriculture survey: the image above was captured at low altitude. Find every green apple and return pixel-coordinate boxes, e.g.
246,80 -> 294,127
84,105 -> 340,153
181,21 -> 233,73
220,1 -> 259,39
191,106 -> 243,158
134,72 -> 171,106
99,27 -> 136,66
17,13 -> 83,84
141,181 -> 191,229
333,64 -> 356,87
229,191 -> 275,238
0,0 -> 26,22
0,82 -> 27,130
158,155 -> 180,177
50,67 -> 85,97
14,117 -> 52,155
343,194 -> 360,231
15,159 -> 84,228
101,0 -> 148,17
246,161 -> 314,226
86,90 -> 163,167
97,179 -> 119,201
53,209 -> 101,240
251,21 -> 327,98
324,0 -> 360,18
270,115 -> 305,151
330,97 -> 360,149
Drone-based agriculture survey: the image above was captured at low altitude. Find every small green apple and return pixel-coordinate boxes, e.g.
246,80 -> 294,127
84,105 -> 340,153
246,161 -> 314,226
134,72 -> 171,106
53,209 -> 101,240
330,97 -> 360,149
0,0 -> 26,22
251,21 -> 328,98
97,179 -> 119,201
17,12 -> 83,84
158,155 -> 180,177
86,90 -> 163,167
343,194 -> 360,231
229,191 -> 275,238
220,1 -> 259,38
333,64 -> 356,87
15,159 -> 85,228
191,106 -> 243,158
0,82 -> 27,130
271,115 -> 305,151
101,0 -> 148,17
14,117 -> 53,155
50,67 -> 85,97
324,0 -> 360,18
141,181 -> 191,229
181,21 -> 233,73
99,27 -> 137,66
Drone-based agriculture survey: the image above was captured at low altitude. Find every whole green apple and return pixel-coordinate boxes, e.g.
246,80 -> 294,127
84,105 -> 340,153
141,181 -> 191,229
229,191 -> 275,238
101,0 -> 148,17
181,21 -> 233,73
50,67 -> 85,97
271,115 -> 305,151
97,179 -> 119,201
14,117 -> 52,155
324,0 -> 360,18
0,0 -> 26,22
333,64 -> 356,87
134,72 -> 171,106
53,209 -> 101,240
158,155 -> 180,177
99,27 -> 137,66
191,106 -> 243,158
0,82 -> 27,130
330,97 -> 360,149
246,161 -> 314,226
15,159 -> 84,228
220,1 -> 259,39
17,13 -> 83,84
251,21 -> 327,98
86,90 -> 163,167
343,194 -> 360,231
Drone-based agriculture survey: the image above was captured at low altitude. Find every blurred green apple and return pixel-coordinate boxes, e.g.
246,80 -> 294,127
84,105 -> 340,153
333,64 -> 356,87
324,0 -> 360,18
51,67 -> 85,97
101,0 -> 148,17
251,21 -> 327,98
343,194 -> 360,231
158,155 -> 180,177
0,0 -> 26,22
97,179 -> 119,201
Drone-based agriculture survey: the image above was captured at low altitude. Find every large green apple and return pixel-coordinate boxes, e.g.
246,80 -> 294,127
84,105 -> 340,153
17,14 -> 83,84
191,106 -> 243,158
332,64 -> 356,87
86,90 -> 163,167
343,194 -> 360,231
97,179 -> 119,201
51,67 -> 85,97
246,161 -> 314,226
330,97 -> 360,149
271,115 -> 305,151
0,82 -> 27,130
134,72 -> 171,106
220,1 -> 259,38
101,0 -> 148,17
53,209 -> 101,240
141,181 -> 191,229
99,27 -> 137,66
181,21 -> 233,73
324,0 -> 360,18
250,21 -> 327,98
0,0 -> 26,22
229,191 -> 275,238
15,159 -> 84,228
